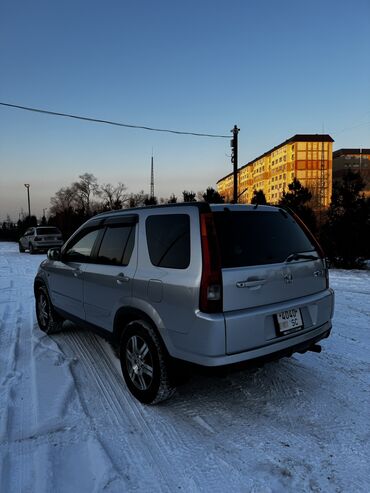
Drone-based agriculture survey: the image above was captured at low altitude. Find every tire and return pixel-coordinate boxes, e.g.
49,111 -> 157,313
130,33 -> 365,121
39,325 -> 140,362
120,320 -> 176,404
35,285 -> 64,334
19,242 -> 25,253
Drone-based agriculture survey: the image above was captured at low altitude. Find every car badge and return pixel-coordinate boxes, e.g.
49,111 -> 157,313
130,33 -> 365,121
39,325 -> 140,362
283,272 -> 293,284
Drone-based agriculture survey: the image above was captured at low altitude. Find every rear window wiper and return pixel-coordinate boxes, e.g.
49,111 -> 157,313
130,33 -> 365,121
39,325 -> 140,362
285,252 -> 318,263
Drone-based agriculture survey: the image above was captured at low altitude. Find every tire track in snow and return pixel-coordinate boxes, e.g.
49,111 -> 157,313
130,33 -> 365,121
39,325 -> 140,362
1,246 -> 125,492
90,335 -> 272,491
95,336 -> 320,491
169,361 -> 327,490
0,250 -> 37,492
61,329 -> 193,492
62,330 -> 274,491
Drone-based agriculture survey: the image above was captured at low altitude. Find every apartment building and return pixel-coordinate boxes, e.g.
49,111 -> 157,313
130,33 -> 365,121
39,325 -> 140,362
217,134 -> 334,207
333,148 -> 370,197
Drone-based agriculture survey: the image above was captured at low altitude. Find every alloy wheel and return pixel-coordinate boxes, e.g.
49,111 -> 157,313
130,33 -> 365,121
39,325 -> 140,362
37,291 -> 49,328
125,335 -> 154,390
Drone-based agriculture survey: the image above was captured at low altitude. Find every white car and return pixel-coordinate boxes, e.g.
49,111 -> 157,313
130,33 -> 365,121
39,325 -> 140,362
19,226 -> 63,254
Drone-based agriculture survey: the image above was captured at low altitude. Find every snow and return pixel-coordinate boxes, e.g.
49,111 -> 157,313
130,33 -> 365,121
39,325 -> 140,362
0,241 -> 369,492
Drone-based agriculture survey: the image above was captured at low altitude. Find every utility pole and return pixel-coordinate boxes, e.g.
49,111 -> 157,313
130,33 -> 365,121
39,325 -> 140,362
231,125 -> 240,203
24,184 -> 31,217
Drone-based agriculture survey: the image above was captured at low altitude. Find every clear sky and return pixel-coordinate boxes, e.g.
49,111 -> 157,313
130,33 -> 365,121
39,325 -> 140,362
1,0 -> 369,220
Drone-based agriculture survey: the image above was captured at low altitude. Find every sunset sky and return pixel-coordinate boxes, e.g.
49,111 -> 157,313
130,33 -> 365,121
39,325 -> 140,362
1,0 -> 369,220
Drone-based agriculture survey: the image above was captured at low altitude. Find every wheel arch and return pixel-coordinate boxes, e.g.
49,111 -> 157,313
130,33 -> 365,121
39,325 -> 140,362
113,306 -> 169,355
34,276 -> 46,295
34,276 -> 51,298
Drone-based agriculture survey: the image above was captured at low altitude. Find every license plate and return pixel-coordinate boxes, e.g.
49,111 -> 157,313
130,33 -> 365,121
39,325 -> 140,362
276,308 -> 303,335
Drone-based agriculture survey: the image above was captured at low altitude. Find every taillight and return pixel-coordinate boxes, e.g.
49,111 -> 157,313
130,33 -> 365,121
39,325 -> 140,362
199,213 -> 223,313
323,258 -> 330,289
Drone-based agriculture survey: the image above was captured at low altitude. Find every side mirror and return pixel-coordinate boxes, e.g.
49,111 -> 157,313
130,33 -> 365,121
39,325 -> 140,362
47,247 -> 61,261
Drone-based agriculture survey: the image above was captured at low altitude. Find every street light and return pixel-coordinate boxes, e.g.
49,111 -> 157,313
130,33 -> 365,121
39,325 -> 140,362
24,184 -> 31,217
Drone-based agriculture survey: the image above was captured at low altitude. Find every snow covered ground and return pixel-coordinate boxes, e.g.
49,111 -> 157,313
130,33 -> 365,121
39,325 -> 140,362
0,241 -> 369,493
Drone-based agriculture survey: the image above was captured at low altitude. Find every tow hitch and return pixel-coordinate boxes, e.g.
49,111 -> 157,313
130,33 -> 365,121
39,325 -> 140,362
307,344 -> 322,353
298,343 -> 322,355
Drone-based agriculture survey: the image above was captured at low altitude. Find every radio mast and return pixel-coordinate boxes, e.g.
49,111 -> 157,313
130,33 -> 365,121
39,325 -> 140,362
150,153 -> 154,199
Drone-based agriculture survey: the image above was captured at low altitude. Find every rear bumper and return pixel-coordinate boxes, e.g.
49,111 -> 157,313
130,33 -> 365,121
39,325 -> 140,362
224,288 -> 334,355
32,242 -> 63,251
189,321 -> 331,367
167,288 -> 334,367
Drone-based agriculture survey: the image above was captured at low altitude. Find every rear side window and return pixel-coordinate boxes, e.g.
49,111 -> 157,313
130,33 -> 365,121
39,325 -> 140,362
97,226 -> 134,266
213,210 -> 316,268
146,214 -> 190,269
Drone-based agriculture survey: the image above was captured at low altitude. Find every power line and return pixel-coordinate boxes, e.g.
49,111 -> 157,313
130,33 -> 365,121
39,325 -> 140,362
0,102 -> 229,139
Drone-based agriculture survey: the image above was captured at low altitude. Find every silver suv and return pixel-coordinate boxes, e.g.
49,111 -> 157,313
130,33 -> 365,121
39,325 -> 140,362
19,226 -> 64,254
34,204 -> 334,404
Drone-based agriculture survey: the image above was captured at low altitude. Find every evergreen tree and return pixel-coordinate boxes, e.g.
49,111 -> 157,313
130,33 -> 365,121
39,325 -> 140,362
202,187 -> 224,204
144,196 -> 158,206
321,170 -> 370,268
167,194 -> 177,203
278,178 -> 317,233
251,189 -> 267,205
182,191 -> 197,202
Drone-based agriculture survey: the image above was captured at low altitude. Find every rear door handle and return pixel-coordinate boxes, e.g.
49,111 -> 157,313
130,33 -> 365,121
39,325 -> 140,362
117,272 -> 130,284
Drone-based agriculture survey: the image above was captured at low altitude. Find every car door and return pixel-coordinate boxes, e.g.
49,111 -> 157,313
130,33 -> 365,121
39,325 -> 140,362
21,228 -> 33,249
46,227 -> 101,320
83,216 -> 138,332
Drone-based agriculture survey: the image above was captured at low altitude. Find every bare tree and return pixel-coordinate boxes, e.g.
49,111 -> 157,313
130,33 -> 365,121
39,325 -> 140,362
49,186 -> 76,215
100,182 -> 127,210
73,173 -> 100,214
127,191 -> 147,208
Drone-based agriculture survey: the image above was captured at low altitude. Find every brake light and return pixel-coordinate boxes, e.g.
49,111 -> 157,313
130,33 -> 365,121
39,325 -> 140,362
199,213 -> 223,313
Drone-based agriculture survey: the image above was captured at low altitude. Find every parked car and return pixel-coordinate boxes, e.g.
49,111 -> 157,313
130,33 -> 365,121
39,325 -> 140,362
19,226 -> 64,254
34,203 -> 334,404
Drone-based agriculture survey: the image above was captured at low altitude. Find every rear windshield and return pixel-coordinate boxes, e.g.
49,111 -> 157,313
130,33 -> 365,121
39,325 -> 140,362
213,210 -> 316,268
36,227 -> 60,235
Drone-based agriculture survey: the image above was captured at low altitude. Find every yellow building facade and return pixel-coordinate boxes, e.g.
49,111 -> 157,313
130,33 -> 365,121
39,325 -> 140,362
217,134 -> 334,208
